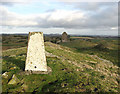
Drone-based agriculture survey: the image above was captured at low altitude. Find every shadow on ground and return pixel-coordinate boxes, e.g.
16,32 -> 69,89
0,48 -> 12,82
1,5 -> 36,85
3,56 -> 25,71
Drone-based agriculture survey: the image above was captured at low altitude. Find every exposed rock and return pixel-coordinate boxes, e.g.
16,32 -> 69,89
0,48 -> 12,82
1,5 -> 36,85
89,61 -> 97,64
8,74 -> 20,85
2,72 -> 9,78
83,64 -> 93,69
90,55 -> 114,66
45,51 -> 57,58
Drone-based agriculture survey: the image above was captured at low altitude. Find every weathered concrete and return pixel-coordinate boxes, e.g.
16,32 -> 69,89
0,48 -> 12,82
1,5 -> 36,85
25,32 -> 47,72
25,66 -> 52,75
20,66 -> 52,75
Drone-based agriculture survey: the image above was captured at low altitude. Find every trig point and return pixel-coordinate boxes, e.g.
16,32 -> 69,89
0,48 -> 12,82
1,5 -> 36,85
25,32 -> 47,72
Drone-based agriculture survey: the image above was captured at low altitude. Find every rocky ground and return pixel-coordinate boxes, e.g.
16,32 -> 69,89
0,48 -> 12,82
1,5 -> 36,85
2,42 -> 120,93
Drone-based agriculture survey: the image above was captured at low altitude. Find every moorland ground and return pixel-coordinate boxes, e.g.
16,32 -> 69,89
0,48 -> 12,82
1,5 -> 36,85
2,34 -> 120,93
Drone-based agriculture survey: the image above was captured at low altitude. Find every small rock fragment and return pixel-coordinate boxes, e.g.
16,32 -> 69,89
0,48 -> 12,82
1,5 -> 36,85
2,72 -> 8,78
8,74 -> 20,85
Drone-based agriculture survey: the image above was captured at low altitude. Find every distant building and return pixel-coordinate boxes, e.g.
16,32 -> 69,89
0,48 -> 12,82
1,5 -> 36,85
62,32 -> 68,42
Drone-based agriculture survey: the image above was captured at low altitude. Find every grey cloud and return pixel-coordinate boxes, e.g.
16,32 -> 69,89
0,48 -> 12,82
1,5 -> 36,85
0,0 -> 22,6
64,2 -> 117,11
0,2 -> 14,6
0,2 -> 118,31
35,8 -> 117,30
0,0 -> 38,6
35,2 -> 117,30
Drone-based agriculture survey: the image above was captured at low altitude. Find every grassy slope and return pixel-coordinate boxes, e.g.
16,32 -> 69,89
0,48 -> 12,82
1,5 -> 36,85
2,42 -> 119,93
60,38 -> 119,67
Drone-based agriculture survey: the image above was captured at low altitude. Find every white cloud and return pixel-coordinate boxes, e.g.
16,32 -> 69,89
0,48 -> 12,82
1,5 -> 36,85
0,2 -> 118,35
111,27 -> 117,30
47,10 -> 84,21
0,7 -> 86,28
0,6 -> 117,29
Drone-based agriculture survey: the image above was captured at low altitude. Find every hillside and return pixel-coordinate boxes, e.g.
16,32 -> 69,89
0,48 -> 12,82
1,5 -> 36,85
60,38 -> 120,67
2,42 -> 120,93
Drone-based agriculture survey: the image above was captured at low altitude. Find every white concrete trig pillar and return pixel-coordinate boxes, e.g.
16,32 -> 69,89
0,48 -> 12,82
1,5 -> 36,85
25,32 -> 47,72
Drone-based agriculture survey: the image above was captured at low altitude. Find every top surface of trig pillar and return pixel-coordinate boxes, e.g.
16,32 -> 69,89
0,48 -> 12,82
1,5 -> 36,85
25,32 -> 47,71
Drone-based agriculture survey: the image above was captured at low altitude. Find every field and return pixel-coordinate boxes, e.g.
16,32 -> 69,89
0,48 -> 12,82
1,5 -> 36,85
70,36 -> 94,39
2,35 -> 120,93
2,35 -> 28,50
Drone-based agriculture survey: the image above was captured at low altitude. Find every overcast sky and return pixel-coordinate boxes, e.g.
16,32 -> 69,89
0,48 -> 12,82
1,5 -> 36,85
0,0 -> 118,35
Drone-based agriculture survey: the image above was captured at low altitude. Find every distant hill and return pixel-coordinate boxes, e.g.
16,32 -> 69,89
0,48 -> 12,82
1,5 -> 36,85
1,33 -> 119,38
